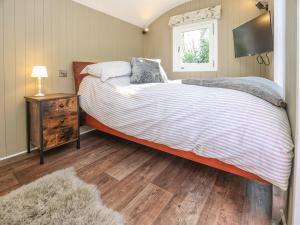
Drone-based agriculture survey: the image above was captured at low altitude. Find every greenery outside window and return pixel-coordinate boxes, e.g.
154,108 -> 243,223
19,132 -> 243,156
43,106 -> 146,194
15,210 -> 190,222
172,20 -> 218,72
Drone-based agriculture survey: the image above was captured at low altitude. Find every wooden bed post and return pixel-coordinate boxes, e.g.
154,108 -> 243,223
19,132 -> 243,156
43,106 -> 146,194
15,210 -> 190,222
272,185 -> 288,225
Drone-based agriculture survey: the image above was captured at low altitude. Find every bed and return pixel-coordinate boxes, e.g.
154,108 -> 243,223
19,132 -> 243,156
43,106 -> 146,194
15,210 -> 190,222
73,61 -> 293,224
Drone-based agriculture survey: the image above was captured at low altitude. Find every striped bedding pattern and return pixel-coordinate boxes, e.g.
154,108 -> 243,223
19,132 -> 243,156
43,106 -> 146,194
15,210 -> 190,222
78,76 -> 294,190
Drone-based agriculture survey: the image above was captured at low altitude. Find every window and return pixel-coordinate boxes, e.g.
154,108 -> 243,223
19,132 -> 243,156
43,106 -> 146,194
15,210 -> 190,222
172,20 -> 218,72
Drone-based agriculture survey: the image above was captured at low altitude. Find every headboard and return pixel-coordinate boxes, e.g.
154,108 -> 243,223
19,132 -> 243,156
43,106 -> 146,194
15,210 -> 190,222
73,61 -> 94,93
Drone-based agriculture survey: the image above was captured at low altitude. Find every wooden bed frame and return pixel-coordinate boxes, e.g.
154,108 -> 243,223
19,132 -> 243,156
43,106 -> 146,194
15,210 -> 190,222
73,61 -> 287,225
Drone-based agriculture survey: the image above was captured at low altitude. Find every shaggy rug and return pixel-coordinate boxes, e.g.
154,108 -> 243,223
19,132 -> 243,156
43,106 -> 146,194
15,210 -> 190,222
0,168 -> 125,225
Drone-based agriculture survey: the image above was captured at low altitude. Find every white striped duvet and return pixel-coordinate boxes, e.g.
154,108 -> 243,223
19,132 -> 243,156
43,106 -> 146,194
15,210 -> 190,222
78,76 -> 294,190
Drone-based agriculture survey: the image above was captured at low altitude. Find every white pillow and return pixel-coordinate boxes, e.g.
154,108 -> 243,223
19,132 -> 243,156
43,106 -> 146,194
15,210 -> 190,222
80,61 -> 131,82
159,64 -> 168,83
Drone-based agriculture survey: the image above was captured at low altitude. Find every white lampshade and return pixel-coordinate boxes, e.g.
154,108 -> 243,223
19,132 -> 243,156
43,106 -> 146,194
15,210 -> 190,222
31,66 -> 48,78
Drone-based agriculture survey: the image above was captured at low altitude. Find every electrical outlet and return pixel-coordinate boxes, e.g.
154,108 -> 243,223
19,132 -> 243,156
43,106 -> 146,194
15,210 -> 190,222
59,70 -> 67,77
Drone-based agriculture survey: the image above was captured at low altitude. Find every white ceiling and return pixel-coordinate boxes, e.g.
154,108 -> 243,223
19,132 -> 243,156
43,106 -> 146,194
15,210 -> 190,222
72,0 -> 191,28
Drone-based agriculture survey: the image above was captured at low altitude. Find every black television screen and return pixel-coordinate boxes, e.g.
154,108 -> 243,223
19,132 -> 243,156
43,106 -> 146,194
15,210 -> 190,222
233,12 -> 273,58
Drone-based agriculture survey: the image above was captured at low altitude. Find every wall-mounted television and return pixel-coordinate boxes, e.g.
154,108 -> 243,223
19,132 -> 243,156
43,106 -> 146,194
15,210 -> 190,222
233,12 -> 273,58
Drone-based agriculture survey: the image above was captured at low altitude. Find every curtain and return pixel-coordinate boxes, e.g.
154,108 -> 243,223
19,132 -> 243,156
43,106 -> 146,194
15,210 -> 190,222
168,5 -> 221,27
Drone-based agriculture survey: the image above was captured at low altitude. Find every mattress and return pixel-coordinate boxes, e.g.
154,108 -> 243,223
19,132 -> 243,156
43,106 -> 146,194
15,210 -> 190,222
78,75 -> 294,190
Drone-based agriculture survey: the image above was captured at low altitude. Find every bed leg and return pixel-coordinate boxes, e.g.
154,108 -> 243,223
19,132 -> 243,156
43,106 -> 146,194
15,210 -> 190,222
272,185 -> 288,225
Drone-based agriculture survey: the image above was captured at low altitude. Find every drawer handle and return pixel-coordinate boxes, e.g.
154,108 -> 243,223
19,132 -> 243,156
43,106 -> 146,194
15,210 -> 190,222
59,103 -> 64,108
60,118 -> 65,124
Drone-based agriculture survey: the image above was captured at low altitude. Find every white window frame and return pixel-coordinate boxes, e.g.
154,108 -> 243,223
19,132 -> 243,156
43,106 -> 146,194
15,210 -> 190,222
274,0 -> 286,98
172,20 -> 218,72
293,1 -> 300,225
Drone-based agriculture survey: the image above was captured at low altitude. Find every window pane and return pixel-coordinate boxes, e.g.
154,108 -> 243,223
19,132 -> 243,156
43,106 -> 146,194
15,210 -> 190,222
179,28 -> 209,64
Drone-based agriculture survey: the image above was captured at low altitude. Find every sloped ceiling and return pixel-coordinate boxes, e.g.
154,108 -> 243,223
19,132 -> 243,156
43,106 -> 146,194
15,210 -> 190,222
72,0 -> 192,28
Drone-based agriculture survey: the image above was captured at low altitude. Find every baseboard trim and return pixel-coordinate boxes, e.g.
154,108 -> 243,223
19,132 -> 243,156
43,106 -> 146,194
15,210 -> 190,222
80,128 -> 95,135
0,128 -> 95,161
0,147 -> 38,161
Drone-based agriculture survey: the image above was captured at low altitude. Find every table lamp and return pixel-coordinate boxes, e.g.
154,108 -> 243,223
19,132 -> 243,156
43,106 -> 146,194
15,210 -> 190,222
31,66 -> 48,96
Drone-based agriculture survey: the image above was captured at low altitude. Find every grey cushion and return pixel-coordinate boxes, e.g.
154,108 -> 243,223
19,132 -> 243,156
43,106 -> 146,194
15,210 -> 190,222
130,58 -> 165,84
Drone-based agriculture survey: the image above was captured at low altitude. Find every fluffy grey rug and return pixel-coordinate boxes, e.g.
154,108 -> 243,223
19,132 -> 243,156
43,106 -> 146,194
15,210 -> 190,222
0,168 -> 125,225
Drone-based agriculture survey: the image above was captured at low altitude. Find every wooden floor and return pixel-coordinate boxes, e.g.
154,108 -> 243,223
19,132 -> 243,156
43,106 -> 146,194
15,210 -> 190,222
0,131 -> 272,225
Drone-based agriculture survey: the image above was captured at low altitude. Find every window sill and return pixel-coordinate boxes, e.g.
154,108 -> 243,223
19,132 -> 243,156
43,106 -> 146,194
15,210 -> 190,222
173,68 -> 218,72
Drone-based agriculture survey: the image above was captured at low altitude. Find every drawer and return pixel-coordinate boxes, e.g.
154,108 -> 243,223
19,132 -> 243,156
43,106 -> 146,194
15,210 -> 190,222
43,97 -> 77,117
43,126 -> 78,150
43,115 -> 78,130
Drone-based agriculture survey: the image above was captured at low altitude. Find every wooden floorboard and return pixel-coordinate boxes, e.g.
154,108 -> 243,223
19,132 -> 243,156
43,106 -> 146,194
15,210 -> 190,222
106,148 -> 156,181
0,131 -> 271,225
122,183 -> 173,225
154,164 -> 218,225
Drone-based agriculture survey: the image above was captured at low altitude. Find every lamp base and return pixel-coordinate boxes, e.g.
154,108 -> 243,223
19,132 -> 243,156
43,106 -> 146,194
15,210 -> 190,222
35,77 -> 45,97
35,93 -> 45,97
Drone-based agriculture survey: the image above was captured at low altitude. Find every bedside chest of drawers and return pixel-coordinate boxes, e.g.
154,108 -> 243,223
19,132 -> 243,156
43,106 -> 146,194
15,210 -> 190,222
25,94 -> 80,164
